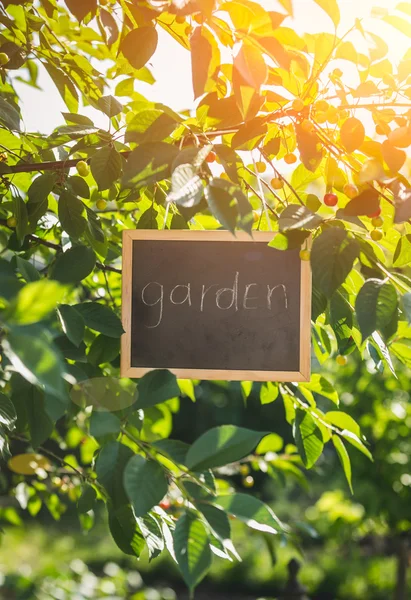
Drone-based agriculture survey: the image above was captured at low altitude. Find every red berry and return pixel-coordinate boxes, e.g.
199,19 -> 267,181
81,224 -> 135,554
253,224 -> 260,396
367,207 -> 382,218
159,499 -> 171,510
324,193 -> 338,207
206,151 -> 216,163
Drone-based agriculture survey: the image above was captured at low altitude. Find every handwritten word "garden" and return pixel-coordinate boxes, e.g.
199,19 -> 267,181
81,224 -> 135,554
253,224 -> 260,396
140,272 -> 288,328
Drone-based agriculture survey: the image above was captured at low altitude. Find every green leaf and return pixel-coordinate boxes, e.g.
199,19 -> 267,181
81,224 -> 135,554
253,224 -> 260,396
120,27 -> 158,70
279,204 -> 323,231
4,330 -> 66,400
90,146 -> 123,191
311,228 -> 359,297
0,392 -> 17,431
26,386 -> 54,448
199,503 -> 231,540
186,426 -> 267,471
355,278 -> 398,341
122,142 -> 179,189
167,164 -> 204,208
325,411 -> 361,437
58,191 -> 87,238
13,195 -> 28,243
125,109 -> 178,144
205,178 -> 253,234
174,513 -> 211,592
137,370 -> 180,410
393,234 -> 411,267
96,441 -> 134,508
78,485 -> 97,514
88,334 -> 120,366
330,292 -> 355,356
0,97 -> 21,131
74,302 -> 124,338
15,257 -> 40,282
256,432 -> 283,453
211,493 -> 281,534
301,374 -> 339,406
137,205 -> 159,229
97,95 -> 123,117
293,409 -> 324,469
137,514 -> 164,560
90,411 -> 121,439
68,176 -> 90,199
332,435 -> 353,494
108,505 -> 145,557
57,304 -> 85,347
9,280 -> 66,325
28,173 -> 56,203
152,439 -> 190,465
313,0 -> 340,26
269,230 -> 310,251
402,292 -> 411,323
123,455 -> 168,517
50,246 -> 96,283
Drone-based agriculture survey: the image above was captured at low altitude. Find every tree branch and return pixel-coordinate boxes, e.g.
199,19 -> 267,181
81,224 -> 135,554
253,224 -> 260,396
0,219 -> 122,274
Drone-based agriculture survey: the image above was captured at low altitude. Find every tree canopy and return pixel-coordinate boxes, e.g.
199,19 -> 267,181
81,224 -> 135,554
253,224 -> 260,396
1,0 -> 411,593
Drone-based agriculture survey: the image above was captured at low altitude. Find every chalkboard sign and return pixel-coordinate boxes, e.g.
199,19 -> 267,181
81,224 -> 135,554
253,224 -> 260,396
121,231 -> 311,381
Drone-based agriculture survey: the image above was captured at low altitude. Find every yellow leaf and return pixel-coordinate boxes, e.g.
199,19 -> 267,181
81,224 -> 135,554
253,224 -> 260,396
278,0 -> 293,16
383,15 -> 411,38
233,41 -> 267,89
397,2 -> 411,17
313,0 -> 340,27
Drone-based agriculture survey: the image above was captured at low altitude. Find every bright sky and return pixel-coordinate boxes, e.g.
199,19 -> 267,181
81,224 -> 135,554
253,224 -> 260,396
15,0 -> 411,133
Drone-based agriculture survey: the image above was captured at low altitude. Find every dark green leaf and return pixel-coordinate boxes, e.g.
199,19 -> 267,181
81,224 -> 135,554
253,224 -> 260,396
355,278 -> 398,341
90,146 -> 123,191
96,441 -> 134,508
90,411 -> 121,439
199,503 -> 231,540
186,426 -> 267,471
311,228 -> 359,297
279,204 -> 323,231
50,246 -> 96,283
0,97 -> 21,131
15,257 -> 40,282
123,455 -> 168,517
174,513 -> 211,591
68,176 -> 90,199
28,173 -> 56,203
58,191 -> 87,238
343,189 -> 380,216
122,142 -> 179,189
88,334 -> 120,365
97,95 -> 123,117
137,370 -> 180,410
74,302 -> 124,338
109,505 -> 145,557
57,304 -> 85,347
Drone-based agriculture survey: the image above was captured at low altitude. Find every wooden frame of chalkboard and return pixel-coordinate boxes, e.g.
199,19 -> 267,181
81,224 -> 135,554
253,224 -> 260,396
121,230 -> 311,382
